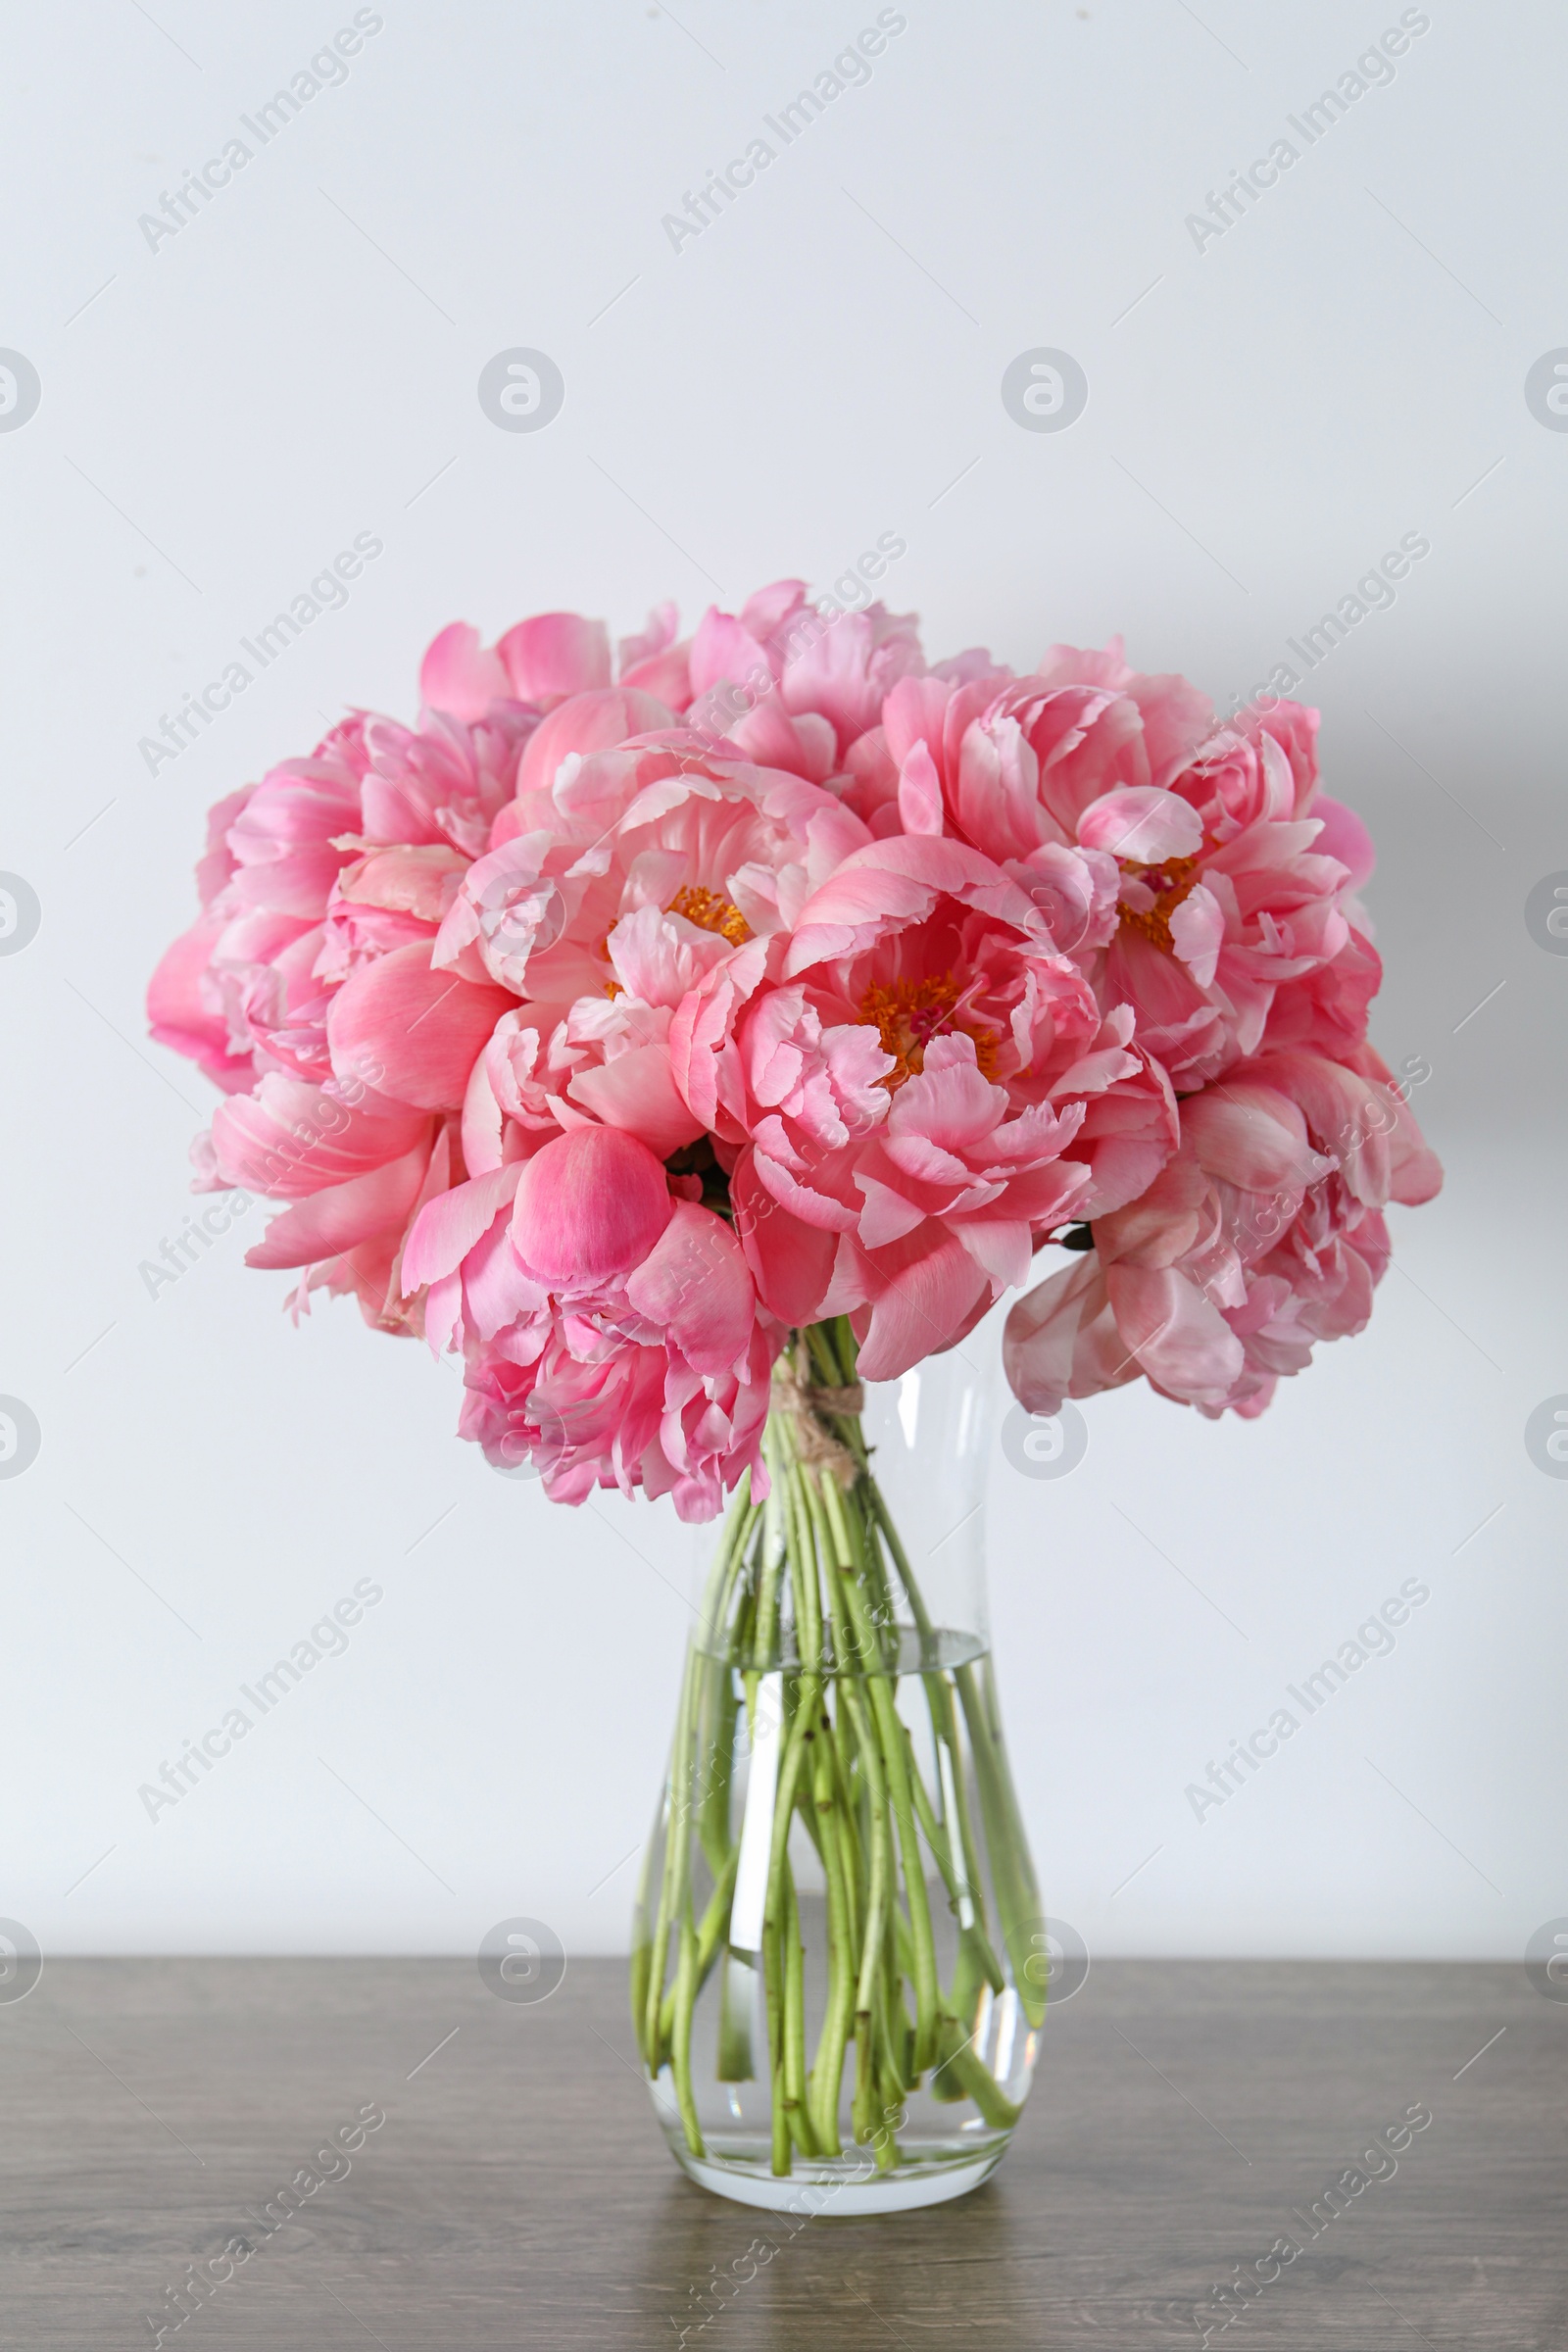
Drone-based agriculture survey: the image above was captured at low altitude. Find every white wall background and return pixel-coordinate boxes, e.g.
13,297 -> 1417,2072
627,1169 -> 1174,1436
1,0 -> 1562,1964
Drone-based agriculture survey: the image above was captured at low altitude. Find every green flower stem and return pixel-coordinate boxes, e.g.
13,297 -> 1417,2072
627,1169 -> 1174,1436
657,1843 -> 739,2062
807,1711 -> 858,2153
954,1659 -> 1044,2027
766,1894 -> 790,2177
817,1474 -> 941,2074
839,1675 -> 892,2146
645,1492 -> 757,2088
931,2023 -> 1022,2131
753,1451 -> 788,1670
761,1672 -> 818,2171
933,1670 -> 991,1936
671,1915 -> 704,2154
780,1862 -> 817,2158
866,1466 -> 1005,2018
641,1638 -> 698,2065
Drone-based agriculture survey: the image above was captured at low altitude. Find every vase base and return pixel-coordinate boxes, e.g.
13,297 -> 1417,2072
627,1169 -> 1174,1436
673,2147 -> 1004,2214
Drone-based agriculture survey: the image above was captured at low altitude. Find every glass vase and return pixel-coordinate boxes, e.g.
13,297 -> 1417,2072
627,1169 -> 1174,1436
631,1318 -> 1045,2213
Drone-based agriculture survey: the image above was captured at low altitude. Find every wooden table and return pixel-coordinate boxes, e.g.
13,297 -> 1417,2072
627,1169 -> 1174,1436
3,1958 -> 1561,2346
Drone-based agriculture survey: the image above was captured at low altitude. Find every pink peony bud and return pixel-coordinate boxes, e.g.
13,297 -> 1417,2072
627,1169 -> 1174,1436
511,1125 -> 672,1289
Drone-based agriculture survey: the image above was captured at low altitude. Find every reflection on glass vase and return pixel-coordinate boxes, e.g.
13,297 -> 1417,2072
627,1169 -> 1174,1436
632,1318 -> 1046,2213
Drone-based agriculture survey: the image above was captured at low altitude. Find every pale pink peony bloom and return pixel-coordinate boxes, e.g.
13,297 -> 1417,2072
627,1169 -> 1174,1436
685,579 -> 926,763
192,1069 -> 455,1332
147,683 -> 541,1329
847,650 -> 1367,1084
674,834 -> 1177,1379
1003,1045 -> 1442,1418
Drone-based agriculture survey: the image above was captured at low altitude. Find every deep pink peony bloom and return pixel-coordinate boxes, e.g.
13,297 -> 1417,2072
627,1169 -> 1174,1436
442,731 -> 871,1171
402,1126 -> 780,1516
673,834 -> 1177,1379
1003,1045 -> 1442,1418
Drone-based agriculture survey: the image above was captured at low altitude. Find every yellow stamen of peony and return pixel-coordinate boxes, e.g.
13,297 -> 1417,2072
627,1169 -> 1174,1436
858,974 -> 999,1090
1117,853 -> 1201,955
594,928 -> 625,999
668,883 -> 753,947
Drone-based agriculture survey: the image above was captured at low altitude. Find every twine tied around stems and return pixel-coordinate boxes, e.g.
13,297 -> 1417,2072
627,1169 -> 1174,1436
771,1348 -> 863,1490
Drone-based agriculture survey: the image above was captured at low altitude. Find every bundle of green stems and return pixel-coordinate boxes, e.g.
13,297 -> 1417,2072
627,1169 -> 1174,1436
632,1316 -> 1043,2176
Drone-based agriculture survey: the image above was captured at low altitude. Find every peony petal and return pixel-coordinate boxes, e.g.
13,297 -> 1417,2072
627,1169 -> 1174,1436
1004,1254 -> 1125,1413
1308,793 -> 1376,892
244,1142 -> 431,1270
511,1124 -> 672,1287
419,622 -> 511,721
1104,1262 -> 1246,1405
1078,785 -> 1202,863
1181,1081 -> 1330,1194
209,1078 -> 430,1197
1167,882 -> 1224,988
619,642 -> 693,706
566,1043 -> 704,1159
897,739 -> 946,836
516,687 -> 676,797
731,1149 -> 839,1324
853,1228 -> 990,1381
326,942 -> 516,1111
496,613 -> 612,705
954,1216 -> 1033,1291
784,837 -> 1046,975
625,1201 -> 755,1376
147,912 -> 255,1092
688,610 -> 772,701
401,1162 -> 523,1294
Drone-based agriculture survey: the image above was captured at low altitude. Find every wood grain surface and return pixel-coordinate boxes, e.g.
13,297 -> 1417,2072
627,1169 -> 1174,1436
1,1957 -> 1562,2348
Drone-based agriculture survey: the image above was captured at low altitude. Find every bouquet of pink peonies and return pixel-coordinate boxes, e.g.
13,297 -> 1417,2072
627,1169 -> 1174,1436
150,579 -> 1441,2199
150,577 -> 1440,1515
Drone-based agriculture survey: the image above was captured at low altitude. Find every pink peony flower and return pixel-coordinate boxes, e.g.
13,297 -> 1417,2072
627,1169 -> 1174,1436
673,581 -> 927,794
674,834 -> 1177,1379
1003,1045 -> 1442,1418
147,686 -> 540,1329
442,732 -> 871,1172
402,1125 -> 780,1516
848,647 -> 1369,1084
